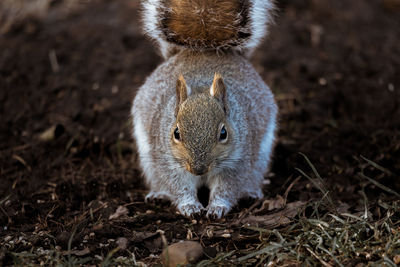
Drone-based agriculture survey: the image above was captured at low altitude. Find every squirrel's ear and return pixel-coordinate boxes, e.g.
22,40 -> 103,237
175,74 -> 188,117
210,73 -> 227,113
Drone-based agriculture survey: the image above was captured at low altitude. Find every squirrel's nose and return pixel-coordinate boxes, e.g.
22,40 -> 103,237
193,167 -> 207,176
186,164 -> 208,176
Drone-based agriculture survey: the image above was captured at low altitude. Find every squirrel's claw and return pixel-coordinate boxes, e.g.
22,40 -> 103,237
206,204 -> 230,220
177,202 -> 204,218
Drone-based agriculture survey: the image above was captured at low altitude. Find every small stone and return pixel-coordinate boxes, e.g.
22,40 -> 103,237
111,85 -> 119,94
394,255 -> 400,265
161,241 -> 203,267
318,77 -> 327,86
37,125 -> 57,142
221,233 -> 231,238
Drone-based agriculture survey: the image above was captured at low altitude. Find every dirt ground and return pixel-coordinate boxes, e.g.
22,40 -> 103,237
0,0 -> 399,266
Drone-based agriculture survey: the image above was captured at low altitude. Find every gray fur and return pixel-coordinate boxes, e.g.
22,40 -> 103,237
132,50 -> 278,218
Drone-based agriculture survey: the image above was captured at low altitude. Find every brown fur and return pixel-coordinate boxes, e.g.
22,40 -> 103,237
162,0 -> 250,48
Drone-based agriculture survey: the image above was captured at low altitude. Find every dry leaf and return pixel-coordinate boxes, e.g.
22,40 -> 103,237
257,195 -> 286,212
242,201 -> 306,228
109,206 -> 129,220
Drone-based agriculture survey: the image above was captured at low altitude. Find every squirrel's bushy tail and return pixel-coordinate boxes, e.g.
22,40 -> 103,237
142,0 -> 274,58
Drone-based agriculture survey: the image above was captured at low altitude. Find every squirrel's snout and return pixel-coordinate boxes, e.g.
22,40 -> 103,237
186,163 -> 209,176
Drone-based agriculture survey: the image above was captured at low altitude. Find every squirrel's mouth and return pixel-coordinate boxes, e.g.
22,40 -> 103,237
185,163 -> 209,176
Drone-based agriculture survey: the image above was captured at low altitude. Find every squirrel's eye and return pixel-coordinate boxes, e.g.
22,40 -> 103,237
174,127 -> 180,141
219,125 -> 227,142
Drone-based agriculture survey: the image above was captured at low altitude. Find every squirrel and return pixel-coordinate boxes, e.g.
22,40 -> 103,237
132,0 -> 278,218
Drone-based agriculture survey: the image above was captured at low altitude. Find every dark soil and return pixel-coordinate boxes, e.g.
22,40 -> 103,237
1,0 -> 399,265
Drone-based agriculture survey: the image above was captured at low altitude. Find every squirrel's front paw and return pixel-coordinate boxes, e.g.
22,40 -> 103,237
177,202 -> 204,218
145,191 -> 172,205
206,203 -> 231,219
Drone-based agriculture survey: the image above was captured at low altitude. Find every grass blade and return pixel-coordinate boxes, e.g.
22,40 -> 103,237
359,173 -> 400,198
360,155 -> 393,176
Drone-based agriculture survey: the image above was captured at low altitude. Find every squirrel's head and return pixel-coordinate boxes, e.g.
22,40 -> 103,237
171,73 -> 232,176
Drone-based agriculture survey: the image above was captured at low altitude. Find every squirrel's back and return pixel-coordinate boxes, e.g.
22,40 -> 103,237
142,0 -> 274,58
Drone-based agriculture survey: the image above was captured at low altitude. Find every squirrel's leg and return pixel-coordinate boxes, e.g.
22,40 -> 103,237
175,190 -> 204,218
174,175 -> 204,217
206,174 -> 239,219
206,172 -> 263,219
157,172 -> 203,217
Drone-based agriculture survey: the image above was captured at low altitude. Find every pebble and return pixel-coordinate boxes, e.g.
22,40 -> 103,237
221,233 -> 231,238
394,255 -> 400,265
37,125 -> 57,142
161,241 -> 203,267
